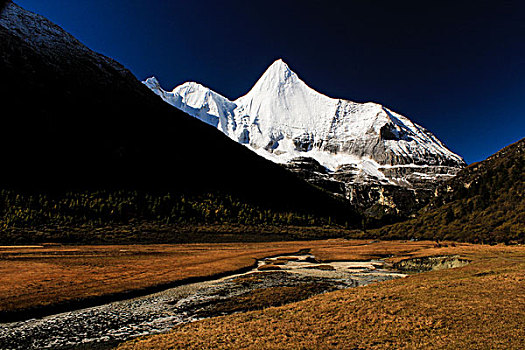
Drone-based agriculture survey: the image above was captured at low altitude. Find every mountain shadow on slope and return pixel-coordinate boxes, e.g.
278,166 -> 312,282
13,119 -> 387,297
0,1 -> 358,238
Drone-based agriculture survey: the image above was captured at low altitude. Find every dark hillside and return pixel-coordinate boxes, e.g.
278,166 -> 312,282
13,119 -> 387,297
0,1 -> 357,241
375,138 -> 524,243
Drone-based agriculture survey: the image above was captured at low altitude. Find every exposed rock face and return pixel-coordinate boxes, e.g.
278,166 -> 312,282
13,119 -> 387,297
144,59 -> 466,223
283,157 -> 347,197
393,255 -> 470,272
283,156 -> 455,223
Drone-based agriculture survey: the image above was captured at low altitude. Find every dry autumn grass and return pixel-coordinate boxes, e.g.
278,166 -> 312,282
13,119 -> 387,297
116,243 -> 525,350
1,240 -> 524,349
0,241 -> 313,315
0,240 -> 466,316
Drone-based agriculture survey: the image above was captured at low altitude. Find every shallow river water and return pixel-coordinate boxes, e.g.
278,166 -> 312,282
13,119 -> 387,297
0,254 -> 406,349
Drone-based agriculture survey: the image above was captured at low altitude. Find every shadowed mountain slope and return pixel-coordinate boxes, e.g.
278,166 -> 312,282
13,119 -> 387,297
0,1 -> 356,232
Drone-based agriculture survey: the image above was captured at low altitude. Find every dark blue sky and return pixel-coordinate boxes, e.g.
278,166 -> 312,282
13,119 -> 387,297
17,0 -> 525,164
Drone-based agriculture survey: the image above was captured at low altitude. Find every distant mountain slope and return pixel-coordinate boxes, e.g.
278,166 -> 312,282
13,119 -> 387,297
0,1 -> 356,230
375,138 -> 524,243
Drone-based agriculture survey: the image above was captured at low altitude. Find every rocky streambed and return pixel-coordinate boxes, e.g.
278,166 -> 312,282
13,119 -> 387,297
392,255 -> 470,272
0,254 -> 406,350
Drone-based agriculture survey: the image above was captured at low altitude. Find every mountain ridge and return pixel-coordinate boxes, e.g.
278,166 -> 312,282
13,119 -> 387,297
145,59 -> 465,176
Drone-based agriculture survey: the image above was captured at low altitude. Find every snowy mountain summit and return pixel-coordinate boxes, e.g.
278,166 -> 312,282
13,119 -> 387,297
145,59 -> 465,210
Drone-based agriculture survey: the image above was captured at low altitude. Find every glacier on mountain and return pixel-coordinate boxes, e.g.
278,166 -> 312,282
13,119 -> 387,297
144,59 -> 465,189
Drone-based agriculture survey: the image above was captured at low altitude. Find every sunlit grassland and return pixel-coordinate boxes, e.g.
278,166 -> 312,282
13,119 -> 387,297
1,240 -> 459,315
117,243 -> 525,350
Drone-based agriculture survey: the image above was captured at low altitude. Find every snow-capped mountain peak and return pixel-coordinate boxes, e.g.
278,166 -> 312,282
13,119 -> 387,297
239,58 -> 324,104
249,58 -> 297,89
143,59 -> 465,187
143,78 -> 236,131
143,76 -> 161,91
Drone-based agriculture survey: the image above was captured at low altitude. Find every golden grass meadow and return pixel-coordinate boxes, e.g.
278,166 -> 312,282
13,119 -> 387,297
1,240 -> 523,349
117,242 -> 524,350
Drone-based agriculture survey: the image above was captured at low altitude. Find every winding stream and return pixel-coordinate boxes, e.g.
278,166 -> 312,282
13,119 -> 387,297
0,254 -> 406,349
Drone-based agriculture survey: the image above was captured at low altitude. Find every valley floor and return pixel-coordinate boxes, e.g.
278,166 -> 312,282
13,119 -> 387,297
0,239 -> 441,318
114,242 -> 524,350
0,240 -> 523,349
